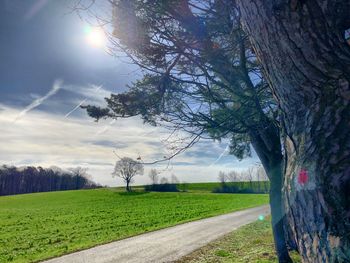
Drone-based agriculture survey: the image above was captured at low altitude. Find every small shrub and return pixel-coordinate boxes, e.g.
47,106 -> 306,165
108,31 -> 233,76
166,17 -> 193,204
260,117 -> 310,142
212,184 -> 262,194
213,185 -> 239,193
144,183 -> 179,192
239,188 -> 255,194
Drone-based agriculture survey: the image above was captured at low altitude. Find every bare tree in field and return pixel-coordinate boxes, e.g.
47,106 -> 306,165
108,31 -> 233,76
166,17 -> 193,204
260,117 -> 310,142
112,157 -> 144,192
160,177 -> 169,185
247,167 -> 255,190
257,165 -> 269,193
227,171 -> 239,183
237,170 -> 246,188
218,171 -> 227,186
148,168 -> 159,185
171,174 -> 179,184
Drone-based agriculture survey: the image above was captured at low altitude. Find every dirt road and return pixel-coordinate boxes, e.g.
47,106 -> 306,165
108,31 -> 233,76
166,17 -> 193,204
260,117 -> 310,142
43,205 -> 270,263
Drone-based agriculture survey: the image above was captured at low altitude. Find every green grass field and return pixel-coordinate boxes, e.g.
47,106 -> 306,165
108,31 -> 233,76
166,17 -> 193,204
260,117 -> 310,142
0,188 -> 268,263
177,217 -> 301,263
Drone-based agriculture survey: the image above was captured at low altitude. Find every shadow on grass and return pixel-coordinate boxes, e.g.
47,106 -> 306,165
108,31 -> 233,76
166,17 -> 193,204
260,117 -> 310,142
118,191 -> 150,196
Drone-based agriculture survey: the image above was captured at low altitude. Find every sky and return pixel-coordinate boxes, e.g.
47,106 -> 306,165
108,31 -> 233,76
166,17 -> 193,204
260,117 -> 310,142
0,0 -> 258,186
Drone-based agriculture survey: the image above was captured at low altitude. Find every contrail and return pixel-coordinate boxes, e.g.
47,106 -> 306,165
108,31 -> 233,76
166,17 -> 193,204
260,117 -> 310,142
64,98 -> 87,118
14,79 -> 63,122
65,85 -> 102,118
91,85 -> 102,93
208,144 -> 229,167
24,0 -> 48,20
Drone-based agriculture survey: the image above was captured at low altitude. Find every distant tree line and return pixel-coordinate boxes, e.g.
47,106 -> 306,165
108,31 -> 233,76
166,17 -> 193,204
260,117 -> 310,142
144,169 -> 179,192
213,166 -> 269,194
0,165 -> 101,196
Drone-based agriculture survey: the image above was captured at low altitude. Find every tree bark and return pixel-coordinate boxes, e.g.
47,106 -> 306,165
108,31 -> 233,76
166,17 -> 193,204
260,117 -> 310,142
126,180 -> 130,192
269,159 -> 293,263
237,0 -> 350,261
250,123 -> 294,262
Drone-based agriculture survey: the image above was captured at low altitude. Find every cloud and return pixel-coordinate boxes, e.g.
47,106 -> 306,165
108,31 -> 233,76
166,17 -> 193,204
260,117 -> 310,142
14,79 -> 63,121
171,161 -> 196,166
84,139 -> 129,149
95,119 -> 116,136
1,105 -> 170,185
62,84 -> 111,105
0,95 -> 258,186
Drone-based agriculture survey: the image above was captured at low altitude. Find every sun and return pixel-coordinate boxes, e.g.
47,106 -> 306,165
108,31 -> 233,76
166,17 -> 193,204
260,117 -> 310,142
84,26 -> 106,48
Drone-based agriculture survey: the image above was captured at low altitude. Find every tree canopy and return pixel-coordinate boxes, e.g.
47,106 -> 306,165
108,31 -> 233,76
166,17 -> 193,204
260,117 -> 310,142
81,0 -> 279,161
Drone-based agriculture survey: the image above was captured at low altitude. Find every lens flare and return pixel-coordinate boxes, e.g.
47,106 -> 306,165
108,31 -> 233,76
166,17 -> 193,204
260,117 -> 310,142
84,26 -> 106,48
258,215 -> 265,221
84,26 -> 92,34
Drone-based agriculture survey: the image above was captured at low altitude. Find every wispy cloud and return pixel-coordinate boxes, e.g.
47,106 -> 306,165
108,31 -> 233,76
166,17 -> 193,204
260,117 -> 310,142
14,79 -> 63,122
95,119 -> 116,136
63,84 -> 109,105
1,85 -> 256,186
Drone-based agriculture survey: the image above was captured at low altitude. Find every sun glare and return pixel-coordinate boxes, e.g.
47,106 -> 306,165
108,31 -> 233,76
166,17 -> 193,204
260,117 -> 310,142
84,26 -> 106,48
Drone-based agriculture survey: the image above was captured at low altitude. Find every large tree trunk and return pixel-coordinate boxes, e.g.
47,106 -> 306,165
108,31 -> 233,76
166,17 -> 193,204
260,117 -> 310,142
237,1 -> 350,261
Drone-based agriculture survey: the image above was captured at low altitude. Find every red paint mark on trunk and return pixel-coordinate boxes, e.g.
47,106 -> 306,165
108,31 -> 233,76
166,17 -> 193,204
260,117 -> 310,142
298,169 -> 308,185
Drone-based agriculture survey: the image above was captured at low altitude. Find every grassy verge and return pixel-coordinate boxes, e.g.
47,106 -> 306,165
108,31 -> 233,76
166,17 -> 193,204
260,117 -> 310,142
176,217 -> 301,263
0,188 -> 268,263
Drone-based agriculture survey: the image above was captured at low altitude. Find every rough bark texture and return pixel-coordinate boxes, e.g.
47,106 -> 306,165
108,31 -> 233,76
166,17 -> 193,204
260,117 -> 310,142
237,0 -> 350,262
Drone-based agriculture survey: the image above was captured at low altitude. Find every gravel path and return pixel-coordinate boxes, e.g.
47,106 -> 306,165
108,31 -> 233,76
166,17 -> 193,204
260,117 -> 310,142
43,205 -> 270,263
